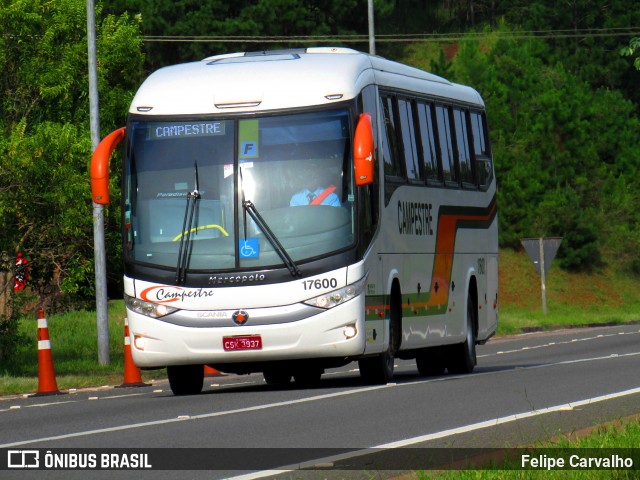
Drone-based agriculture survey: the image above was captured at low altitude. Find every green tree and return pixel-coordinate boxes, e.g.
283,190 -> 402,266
107,0 -> 395,69
506,1 -> 640,110
0,0 -> 144,333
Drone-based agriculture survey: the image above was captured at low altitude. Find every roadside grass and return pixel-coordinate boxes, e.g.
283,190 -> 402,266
497,249 -> 640,335
415,416 -> 640,479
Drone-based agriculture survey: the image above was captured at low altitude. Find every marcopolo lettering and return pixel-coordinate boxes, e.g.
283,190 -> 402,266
208,274 -> 266,285
398,200 -> 433,236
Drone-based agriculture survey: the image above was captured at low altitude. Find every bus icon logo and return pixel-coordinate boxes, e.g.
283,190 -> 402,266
232,310 -> 249,325
239,238 -> 259,259
8,450 -> 39,468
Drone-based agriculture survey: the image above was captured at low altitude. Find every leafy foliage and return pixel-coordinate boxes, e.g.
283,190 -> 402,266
0,0 -> 144,316
111,0 -> 395,69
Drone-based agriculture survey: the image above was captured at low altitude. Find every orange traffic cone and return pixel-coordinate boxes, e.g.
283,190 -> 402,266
204,365 -> 221,377
117,318 -> 149,388
32,310 -> 64,396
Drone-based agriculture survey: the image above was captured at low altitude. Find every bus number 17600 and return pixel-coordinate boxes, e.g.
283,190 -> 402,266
303,278 -> 338,290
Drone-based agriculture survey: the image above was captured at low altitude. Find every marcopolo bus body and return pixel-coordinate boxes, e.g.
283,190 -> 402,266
90,47 -> 498,395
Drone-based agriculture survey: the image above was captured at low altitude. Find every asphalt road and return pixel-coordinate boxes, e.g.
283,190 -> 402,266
1,323 -> 639,479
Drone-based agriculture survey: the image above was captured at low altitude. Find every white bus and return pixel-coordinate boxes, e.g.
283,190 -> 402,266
91,47 -> 498,395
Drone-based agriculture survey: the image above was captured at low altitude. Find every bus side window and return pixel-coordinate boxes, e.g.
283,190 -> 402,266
470,111 -> 493,189
416,101 -> 441,184
435,105 -> 457,185
380,95 -> 403,179
397,97 -> 419,181
453,108 -> 475,188
380,94 -> 404,204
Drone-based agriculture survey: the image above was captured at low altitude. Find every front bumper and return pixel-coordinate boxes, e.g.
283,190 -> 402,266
128,294 -> 366,368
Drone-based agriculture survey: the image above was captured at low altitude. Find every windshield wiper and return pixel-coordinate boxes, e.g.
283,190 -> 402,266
175,162 -> 200,284
240,168 -> 301,277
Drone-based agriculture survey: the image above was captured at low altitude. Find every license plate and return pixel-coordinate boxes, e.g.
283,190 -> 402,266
223,335 -> 262,351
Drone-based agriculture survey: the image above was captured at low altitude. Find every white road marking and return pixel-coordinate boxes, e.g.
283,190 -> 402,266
0,384 -> 389,448
478,328 -> 640,358
228,385 -> 640,480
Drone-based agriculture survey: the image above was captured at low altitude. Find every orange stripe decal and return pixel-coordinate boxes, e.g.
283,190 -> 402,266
428,195 -> 497,308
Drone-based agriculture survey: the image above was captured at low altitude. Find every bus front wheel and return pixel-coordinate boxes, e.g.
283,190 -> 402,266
359,285 -> 401,384
358,348 -> 394,385
167,364 -> 204,395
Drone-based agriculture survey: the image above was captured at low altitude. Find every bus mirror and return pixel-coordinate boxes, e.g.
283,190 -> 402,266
90,127 -> 126,205
354,113 -> 374,186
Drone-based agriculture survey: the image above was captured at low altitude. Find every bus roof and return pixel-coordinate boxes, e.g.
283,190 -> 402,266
130,47 -> 484,116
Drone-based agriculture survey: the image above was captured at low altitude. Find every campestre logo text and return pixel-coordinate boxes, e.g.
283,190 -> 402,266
140,286 -> 214,304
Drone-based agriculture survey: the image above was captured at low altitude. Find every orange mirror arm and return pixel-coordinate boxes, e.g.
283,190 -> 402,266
90,127 -> 126,205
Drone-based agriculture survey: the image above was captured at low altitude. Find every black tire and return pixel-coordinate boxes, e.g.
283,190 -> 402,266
359,349 -> 394,385
263,369 -> 292,386
416,346 -> 446,376
167,364 -> 204,395
447,293 -> 477,374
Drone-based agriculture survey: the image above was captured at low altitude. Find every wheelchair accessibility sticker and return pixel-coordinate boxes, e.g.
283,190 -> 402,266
239,238 -> 259,259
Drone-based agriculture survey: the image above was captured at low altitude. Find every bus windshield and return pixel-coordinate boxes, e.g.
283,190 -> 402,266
124,108 -> 355,274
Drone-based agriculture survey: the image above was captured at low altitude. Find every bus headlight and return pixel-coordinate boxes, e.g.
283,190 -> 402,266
304,276 -> 367,309
125,294 -> 178,319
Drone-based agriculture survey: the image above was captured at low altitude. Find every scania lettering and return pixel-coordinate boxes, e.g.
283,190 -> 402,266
91,47 -> 498,395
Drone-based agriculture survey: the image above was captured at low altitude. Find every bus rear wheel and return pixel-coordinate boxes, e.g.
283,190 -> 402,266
447,293 -> 477,374
167,364 -> 204,395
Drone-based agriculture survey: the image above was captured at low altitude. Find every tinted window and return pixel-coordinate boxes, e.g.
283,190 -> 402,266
380,95 -> 403,178
398,98 -> 419,180
435,105 -> 456,183
417,101 -> 440,182
470,111 -> 493,188
470,111 -> 488,156
453,108 -> 474,186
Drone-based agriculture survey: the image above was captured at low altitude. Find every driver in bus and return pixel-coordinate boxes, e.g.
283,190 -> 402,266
289,163 -> 341,207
